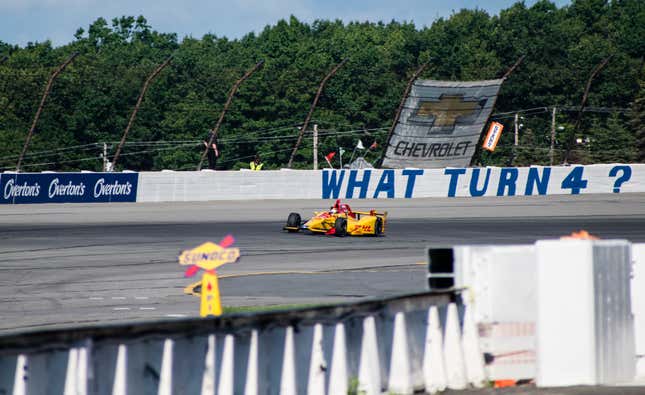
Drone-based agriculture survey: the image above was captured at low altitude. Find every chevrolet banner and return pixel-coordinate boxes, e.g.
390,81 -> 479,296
382,79 -> 504,168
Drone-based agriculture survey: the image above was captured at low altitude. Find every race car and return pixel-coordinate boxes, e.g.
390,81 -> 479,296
283,199 -> 387,236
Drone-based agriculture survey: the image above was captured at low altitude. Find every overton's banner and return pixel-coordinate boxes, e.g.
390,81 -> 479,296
382,79 -> 504,168
0,172 -> 138,204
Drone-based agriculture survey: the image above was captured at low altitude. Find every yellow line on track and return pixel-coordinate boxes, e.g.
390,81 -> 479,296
183,264 -> 426,296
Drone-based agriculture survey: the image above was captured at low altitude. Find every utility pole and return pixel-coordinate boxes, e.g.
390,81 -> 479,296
550,107 -> 556,166
112,56 -> 172,170
16,52 -> 78,172
287,58 -> 348,168
103,143 -> 108,172
313,124 -> 318,170
514,113 -> 519,146
509,112 -> 519,166
197,60 -> 265,170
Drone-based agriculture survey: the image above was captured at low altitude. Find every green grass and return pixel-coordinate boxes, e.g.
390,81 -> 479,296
222,303 -> 321,314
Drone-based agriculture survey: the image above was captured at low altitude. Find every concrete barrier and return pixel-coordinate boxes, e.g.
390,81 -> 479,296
633,244 -> 645,379
427,240 -> 644,386
2,164 -> 643,204
136,164 -> 645,202
536,240 -> 634,386
0,291 -> 490,395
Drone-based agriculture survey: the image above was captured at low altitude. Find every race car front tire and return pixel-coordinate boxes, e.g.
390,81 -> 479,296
334,217 -> 347,237
286,212 -> 301,232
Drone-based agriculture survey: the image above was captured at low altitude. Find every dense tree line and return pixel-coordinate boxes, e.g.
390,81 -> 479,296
0,0 -> 643,172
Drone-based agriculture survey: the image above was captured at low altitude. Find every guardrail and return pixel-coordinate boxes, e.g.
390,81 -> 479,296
2,163 -> 643,204
0,291 -> 490,395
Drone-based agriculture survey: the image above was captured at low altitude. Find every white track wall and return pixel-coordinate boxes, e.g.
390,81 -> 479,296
0,294 -> 488,395
137,164 -> 645,202
429,241 -> 645,385
634,243 -> 645,379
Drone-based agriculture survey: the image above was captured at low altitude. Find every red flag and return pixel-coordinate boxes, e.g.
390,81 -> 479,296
369,141 -> 378,150
324,151 -> 336,169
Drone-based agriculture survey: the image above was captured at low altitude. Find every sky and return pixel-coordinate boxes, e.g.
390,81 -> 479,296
1,0 -> 571,47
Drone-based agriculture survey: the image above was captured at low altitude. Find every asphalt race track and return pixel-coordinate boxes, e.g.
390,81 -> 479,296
1,194 -> 644,334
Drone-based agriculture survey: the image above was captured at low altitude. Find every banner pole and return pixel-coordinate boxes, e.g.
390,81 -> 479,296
564,55 -> 612,164
378,62 -> 429,168
287,58 -> 348,168
469,55 -> 525,167
113,56 -> 172,170
197,60 -> 264,170
16,52 -> 78,172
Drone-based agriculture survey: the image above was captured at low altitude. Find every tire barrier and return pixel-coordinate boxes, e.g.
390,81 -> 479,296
427,240 -> 644,386
0,291 -> 492,395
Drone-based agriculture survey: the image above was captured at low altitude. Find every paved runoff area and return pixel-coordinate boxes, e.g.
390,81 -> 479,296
1,194 -> 644,334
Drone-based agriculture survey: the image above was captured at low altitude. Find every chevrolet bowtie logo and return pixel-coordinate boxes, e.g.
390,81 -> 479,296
409,94 -> 485,134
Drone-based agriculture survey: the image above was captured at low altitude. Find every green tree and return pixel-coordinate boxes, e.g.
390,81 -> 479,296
630,74 -> 645,162
0,2 -> 642,171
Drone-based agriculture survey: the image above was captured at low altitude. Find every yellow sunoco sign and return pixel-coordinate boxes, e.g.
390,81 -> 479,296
178,235 -> 240,317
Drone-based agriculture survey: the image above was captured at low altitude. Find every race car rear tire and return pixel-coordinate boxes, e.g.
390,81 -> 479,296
286,212 -> 301,232
373,218 -> 383,236
334,217 -> 347,237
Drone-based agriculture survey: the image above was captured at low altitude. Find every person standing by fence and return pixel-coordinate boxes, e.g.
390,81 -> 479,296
203,129 -> 219,170
250,154 -> 263,170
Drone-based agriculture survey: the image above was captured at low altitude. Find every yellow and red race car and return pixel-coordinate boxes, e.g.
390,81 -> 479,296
283,199 -> 387,236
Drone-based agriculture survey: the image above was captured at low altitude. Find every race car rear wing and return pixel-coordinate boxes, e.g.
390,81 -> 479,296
354,210 -> 387,222
354,210 -> 387,217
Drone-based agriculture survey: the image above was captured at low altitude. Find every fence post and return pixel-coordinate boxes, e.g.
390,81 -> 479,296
358,316 -> 381,395
307,323 -> 326,395
424,306 -> 447,393
328,323 -> 348,394
388,312 -> 413,394
444,303 -> 467,389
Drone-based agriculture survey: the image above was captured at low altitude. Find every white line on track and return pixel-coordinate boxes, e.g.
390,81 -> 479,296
139,307 -> 156,311
165,314 -> 187,318
135,296 -> 149,300
111,296 -> 126,300
89,297 -> 104,300
113,307 -> 130,311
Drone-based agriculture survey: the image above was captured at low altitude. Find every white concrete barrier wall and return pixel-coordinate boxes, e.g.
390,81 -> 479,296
451,245 -> 538,381
429,240 -> 643,386
536,240 -> 634,386
137,164 -> 645,202
633,243 -> 645,379
0,296 -> 487,395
